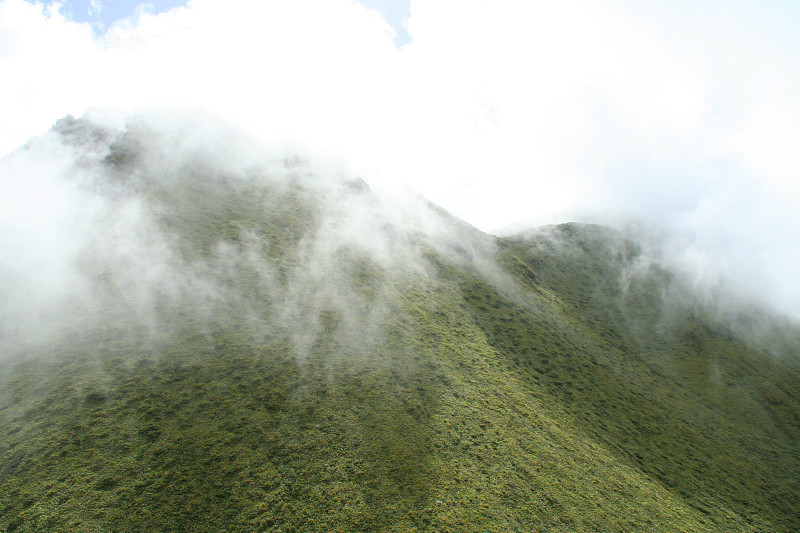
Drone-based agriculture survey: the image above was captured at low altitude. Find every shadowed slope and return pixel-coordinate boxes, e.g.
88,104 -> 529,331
497,223 -> 800,529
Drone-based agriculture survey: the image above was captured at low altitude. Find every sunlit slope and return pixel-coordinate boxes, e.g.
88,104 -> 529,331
2,117 -> 800,532
0,275 -> 761,532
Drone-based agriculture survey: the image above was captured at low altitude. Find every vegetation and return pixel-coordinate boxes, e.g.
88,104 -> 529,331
2,123 -> 799,531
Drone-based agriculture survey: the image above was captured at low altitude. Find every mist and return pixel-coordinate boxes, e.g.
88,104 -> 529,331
0,109 -> 505,365
1,0 -> 800,320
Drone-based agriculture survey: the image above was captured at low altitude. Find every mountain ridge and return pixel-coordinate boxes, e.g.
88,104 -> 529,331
1,113 -> 799,532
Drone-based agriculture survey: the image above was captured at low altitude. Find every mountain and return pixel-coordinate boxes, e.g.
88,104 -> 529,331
1,113 -> 799,532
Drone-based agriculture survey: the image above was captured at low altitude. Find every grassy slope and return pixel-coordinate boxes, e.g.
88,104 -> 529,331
1,162 -> 799,531
497,223 -> 800,530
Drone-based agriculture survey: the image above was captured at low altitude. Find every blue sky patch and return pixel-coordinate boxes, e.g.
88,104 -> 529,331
27,0 -> 411,46
31,0 -> 188,31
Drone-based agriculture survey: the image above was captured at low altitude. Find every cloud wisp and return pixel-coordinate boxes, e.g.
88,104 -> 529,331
1,0 -> 799,317
0,109 -> 505,363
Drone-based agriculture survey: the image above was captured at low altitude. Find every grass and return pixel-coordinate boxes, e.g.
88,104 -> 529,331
2,136 -> 799,531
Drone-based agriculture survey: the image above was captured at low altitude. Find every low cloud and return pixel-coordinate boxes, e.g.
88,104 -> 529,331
0,109 -> 500,362
1,0 -> 799,318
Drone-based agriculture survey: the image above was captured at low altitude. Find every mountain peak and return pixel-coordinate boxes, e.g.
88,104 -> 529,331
1,112 -> 799,532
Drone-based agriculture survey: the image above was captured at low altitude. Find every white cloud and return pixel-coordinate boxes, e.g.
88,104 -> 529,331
88,0 -> 103,17
1,0 -> 800,316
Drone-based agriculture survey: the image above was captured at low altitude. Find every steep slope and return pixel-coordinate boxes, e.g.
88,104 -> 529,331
498,224 -> 800,529
1,114 -> 799,532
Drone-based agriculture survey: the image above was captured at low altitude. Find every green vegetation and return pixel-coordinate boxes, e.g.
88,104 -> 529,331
2,141 -> 799,531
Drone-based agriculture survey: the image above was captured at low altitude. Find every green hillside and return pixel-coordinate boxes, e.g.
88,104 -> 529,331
1,115 -> 799,532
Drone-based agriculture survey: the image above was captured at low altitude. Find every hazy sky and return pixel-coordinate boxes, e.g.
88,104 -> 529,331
2,0 -> 800,316
23,0 -> 412,44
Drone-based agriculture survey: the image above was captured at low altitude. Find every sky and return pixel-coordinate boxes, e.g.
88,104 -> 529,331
1,0 -> 800,317
21,0 -> 411,44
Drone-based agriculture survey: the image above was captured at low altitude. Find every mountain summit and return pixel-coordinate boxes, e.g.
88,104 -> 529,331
1,112 -> 799,532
